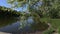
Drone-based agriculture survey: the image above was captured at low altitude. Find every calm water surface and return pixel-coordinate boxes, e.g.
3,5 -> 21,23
0,17 -> 49,34
0,17 -> 33,34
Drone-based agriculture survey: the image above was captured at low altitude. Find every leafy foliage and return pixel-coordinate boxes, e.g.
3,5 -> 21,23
41,0 -> 60,18
7,0 -> 49,31
0,6 -> 20,17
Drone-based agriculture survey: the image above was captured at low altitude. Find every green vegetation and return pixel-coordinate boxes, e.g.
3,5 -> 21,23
0,0 -> 59,34
0,6 -> 20,17
40,18 -> 60,34
7,0 -> 49,31
43,28 -> 54,34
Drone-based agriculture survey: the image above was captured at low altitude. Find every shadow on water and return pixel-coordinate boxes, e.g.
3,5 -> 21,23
0,17 -> 34,34
0,17 -> 49,34
0,17 -> 20,33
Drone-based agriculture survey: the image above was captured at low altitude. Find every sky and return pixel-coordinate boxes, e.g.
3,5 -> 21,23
0,0 -> 42,12
0,0 -> 27,11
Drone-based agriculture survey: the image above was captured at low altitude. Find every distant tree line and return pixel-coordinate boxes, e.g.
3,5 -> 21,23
0,6 -> 20,18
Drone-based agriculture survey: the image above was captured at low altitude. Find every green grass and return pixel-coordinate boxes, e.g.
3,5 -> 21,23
41,18 -> 60,28
43,28 -> 54,34
51,19 -> 60,28
40,18 -> 60,34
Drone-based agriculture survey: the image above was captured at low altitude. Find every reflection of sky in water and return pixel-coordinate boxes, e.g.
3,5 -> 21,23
0,21 -> 20,33
27,17 -> 34,24
0,17 -> 33,33
0,0 -> 42,33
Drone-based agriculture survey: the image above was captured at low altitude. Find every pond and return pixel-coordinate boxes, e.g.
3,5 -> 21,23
0,17 -> 34,34
0,17 -> 19,34
0,17 -> 49,34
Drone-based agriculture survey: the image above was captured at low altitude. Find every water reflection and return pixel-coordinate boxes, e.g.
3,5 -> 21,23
0,17 -> 20,33
0,17 -> 49,34
0,17 -> 34,34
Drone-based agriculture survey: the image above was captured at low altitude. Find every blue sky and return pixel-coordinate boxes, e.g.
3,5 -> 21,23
0,0 -> 27,11
0,0 -> 11,7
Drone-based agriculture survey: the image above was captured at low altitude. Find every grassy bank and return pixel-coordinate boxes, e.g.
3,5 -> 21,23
40,18 -> 60,34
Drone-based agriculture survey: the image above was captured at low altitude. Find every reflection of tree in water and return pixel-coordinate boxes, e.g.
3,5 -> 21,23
0,17 -> 18,27
0,6 -> 20,27
30,22 -> 49,32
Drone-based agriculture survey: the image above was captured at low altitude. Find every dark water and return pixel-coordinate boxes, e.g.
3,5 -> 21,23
0,17 -> 49,34
0,17 -> 34,34
0,18 -> 19,33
